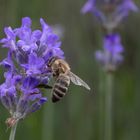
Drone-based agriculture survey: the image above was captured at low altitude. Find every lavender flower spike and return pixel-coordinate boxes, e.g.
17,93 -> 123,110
95,33 -> 124,72
81,0 -> 138,30
0,17 -> 65,126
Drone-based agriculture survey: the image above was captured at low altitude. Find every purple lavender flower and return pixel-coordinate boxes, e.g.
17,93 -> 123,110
0,17 -> 64,126
0,27 -> 17,51
21,53 -> 45,76
81,0 -> 138,30
95,34 -> 124,72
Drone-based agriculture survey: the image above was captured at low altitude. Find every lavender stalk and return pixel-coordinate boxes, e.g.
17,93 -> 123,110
105,73 -> 113,140
98,70 -> 105,140
9,121 -> 18,140
95,34 -> 124,140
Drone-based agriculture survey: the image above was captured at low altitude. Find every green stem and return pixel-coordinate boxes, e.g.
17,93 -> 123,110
98,70 -> 105,140
9,121 -> 18,140
105,73 -> 113,140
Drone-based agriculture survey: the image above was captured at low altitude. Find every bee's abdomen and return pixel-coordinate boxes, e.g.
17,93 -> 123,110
52,75 -> 70,103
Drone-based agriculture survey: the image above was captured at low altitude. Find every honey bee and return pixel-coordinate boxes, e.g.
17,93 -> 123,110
46,56 -> 90,103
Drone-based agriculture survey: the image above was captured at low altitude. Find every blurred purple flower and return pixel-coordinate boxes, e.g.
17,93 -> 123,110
81,0 -> 106,22
81,0 -> 138,30
81,0 -> 95,14
0,17 -> 64,125
95,34 -> 124,72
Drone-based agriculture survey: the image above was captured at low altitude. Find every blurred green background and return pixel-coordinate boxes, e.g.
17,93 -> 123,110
0,0 -> 140,140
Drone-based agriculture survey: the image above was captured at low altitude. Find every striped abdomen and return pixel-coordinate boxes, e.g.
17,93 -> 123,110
52,74 -> 70,103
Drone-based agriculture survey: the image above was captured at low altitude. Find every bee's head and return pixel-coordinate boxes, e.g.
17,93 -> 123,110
47,56 -> 59,67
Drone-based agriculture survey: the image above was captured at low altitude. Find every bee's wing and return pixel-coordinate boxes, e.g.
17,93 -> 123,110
68,71 -> 90,90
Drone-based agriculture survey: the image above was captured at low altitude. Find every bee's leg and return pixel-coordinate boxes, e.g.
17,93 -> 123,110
37,84 -> 53,89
